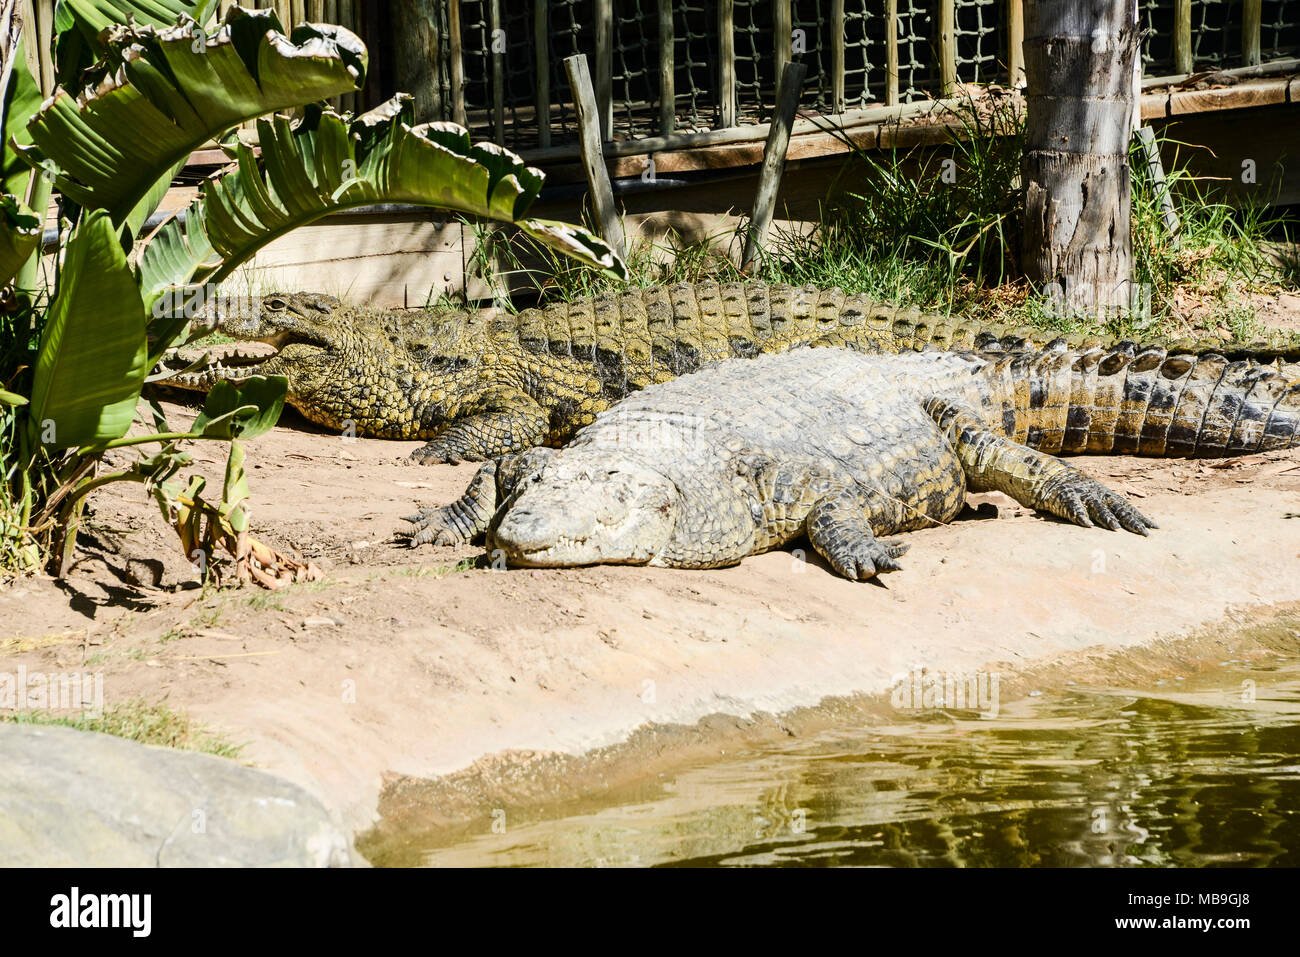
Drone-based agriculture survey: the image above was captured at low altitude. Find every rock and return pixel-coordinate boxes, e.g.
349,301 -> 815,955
123,558 -> 165,588
0,724 -> 354,866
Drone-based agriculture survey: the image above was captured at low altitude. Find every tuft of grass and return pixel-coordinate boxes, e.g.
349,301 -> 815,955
1,697 -> 245,758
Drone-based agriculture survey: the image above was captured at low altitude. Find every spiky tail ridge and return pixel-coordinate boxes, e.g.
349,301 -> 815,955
985,344 -> 1300,457
513,281 -> 1300,361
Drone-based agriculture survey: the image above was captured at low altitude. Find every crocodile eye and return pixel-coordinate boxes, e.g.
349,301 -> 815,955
266,297 -> 288,311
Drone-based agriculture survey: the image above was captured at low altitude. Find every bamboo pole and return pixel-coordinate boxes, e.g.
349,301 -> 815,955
1243,0 -> 1262,67
886,0 -> 899,106
719,0 -> 736,127
489,0 -> 504,144
658,0 -> 675,134
535,0 -> 551,147
1135,126 -> 1181,248
742,61 -> 806,271
564,55 -> 624,259
594,0 -> 613,140
831,0 -> 845,113
1174,0 -> 1192,75
1007,0 -> 1025,87
938,0 -> 956,94
774,0 -> 792,108
449,0 -> 466,126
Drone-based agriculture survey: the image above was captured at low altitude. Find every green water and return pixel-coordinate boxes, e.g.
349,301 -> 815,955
382,657 -> 1300,867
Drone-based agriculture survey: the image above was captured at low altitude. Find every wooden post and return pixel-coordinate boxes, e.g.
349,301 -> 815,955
742,61 -> 806,271
938,0 -> 956,94
564,55 -> 625,259
719,0 -> 736,127
1135,126 -> 1181,249
1243,0 -> 1262,67
489,0 -> 505,144
1022,0 -> 1138,317
535,0 -> 551,147
831,0 -> 845,113
449,0 -> 467,126
1007,0 -> 1025,87
885,0 -> 899,106
658,0 -> 675,134
774,0 -> 792,106
594,0 -> 613,140
391,0 -> 444,122
1174,0 -> 1192,75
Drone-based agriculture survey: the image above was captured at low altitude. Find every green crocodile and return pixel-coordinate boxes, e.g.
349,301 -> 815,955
405,343 -> 1298,578
157,281 -> 1300,463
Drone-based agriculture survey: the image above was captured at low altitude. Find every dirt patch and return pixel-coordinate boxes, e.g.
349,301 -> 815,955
2,392 -> 1298,837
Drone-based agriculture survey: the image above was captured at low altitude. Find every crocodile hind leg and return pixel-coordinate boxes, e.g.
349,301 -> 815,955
411,388 -> 549,464
805,488 -> 912,581
924,397 -> 1157,534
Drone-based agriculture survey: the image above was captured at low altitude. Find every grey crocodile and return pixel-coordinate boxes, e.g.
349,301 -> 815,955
405,343 -> 1299,579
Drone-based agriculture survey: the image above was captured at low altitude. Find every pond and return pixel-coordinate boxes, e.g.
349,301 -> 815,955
368,651 -> 1300,867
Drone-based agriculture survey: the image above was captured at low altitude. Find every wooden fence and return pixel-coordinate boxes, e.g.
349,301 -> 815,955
14,1 -> 1300,155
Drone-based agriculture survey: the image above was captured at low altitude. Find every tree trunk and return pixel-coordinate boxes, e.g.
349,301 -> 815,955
1021,0 -> 1138,318
391,1 -> 445,123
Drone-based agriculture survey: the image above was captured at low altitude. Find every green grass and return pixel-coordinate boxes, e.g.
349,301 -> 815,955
395,557 -> 479,578
1,697 -> 245,758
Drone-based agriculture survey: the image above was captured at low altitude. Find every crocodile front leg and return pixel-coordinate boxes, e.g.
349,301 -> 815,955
404,448 -> 557,546
925,397 -> 1157,534
806,488 -> 912,581
404,460 -> 502,545
411,387 -> 549,464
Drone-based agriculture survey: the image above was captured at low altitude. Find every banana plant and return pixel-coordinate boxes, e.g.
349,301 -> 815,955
0,4 -> 627,583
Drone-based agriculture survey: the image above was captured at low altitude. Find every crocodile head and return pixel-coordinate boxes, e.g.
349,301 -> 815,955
159,293 -> 356,400
155,293 -> 489,437
489,452 -> 681,566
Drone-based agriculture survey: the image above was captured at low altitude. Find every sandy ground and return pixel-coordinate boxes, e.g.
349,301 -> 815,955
2,394 -> 1298,839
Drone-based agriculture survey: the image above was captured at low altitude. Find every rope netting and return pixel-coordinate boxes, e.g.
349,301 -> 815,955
436,1 -> 1293,150
1190,0 -> 1244,69
1262,0 -> 1300,57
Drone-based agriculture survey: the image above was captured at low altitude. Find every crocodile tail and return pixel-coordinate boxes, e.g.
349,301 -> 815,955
986,343 -> 1300,458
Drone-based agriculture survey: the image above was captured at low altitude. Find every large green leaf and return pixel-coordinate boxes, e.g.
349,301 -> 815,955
191,375 -> 286,440
0,193 -> 41,289
28,210 -> 148,449
54,1 -> 218,90
139,97 -> 627,305
16,6 -> 367,226
2,37 -> 45,201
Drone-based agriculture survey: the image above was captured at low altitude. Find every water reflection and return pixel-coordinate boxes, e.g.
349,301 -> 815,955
380,660 -> 1300,867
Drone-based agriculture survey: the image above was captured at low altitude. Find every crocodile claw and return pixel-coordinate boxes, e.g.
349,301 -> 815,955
826,537 -> 911,581
404,508 -> 470,547
1053,475 -> 1157,536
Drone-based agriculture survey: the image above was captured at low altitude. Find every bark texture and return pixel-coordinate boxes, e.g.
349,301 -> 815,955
390,1 -> 444,123
1022,0 -> 1138,316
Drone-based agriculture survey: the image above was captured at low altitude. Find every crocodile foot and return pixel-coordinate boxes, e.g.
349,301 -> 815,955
410,441 -> 465,466
403,507 -> 470,546
1043,472 -> 1158,535
820,533 -> 910,581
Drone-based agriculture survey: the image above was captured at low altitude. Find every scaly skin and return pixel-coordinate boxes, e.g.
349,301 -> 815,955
405,343 -> 1299,579
155,282 -> 1300,463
